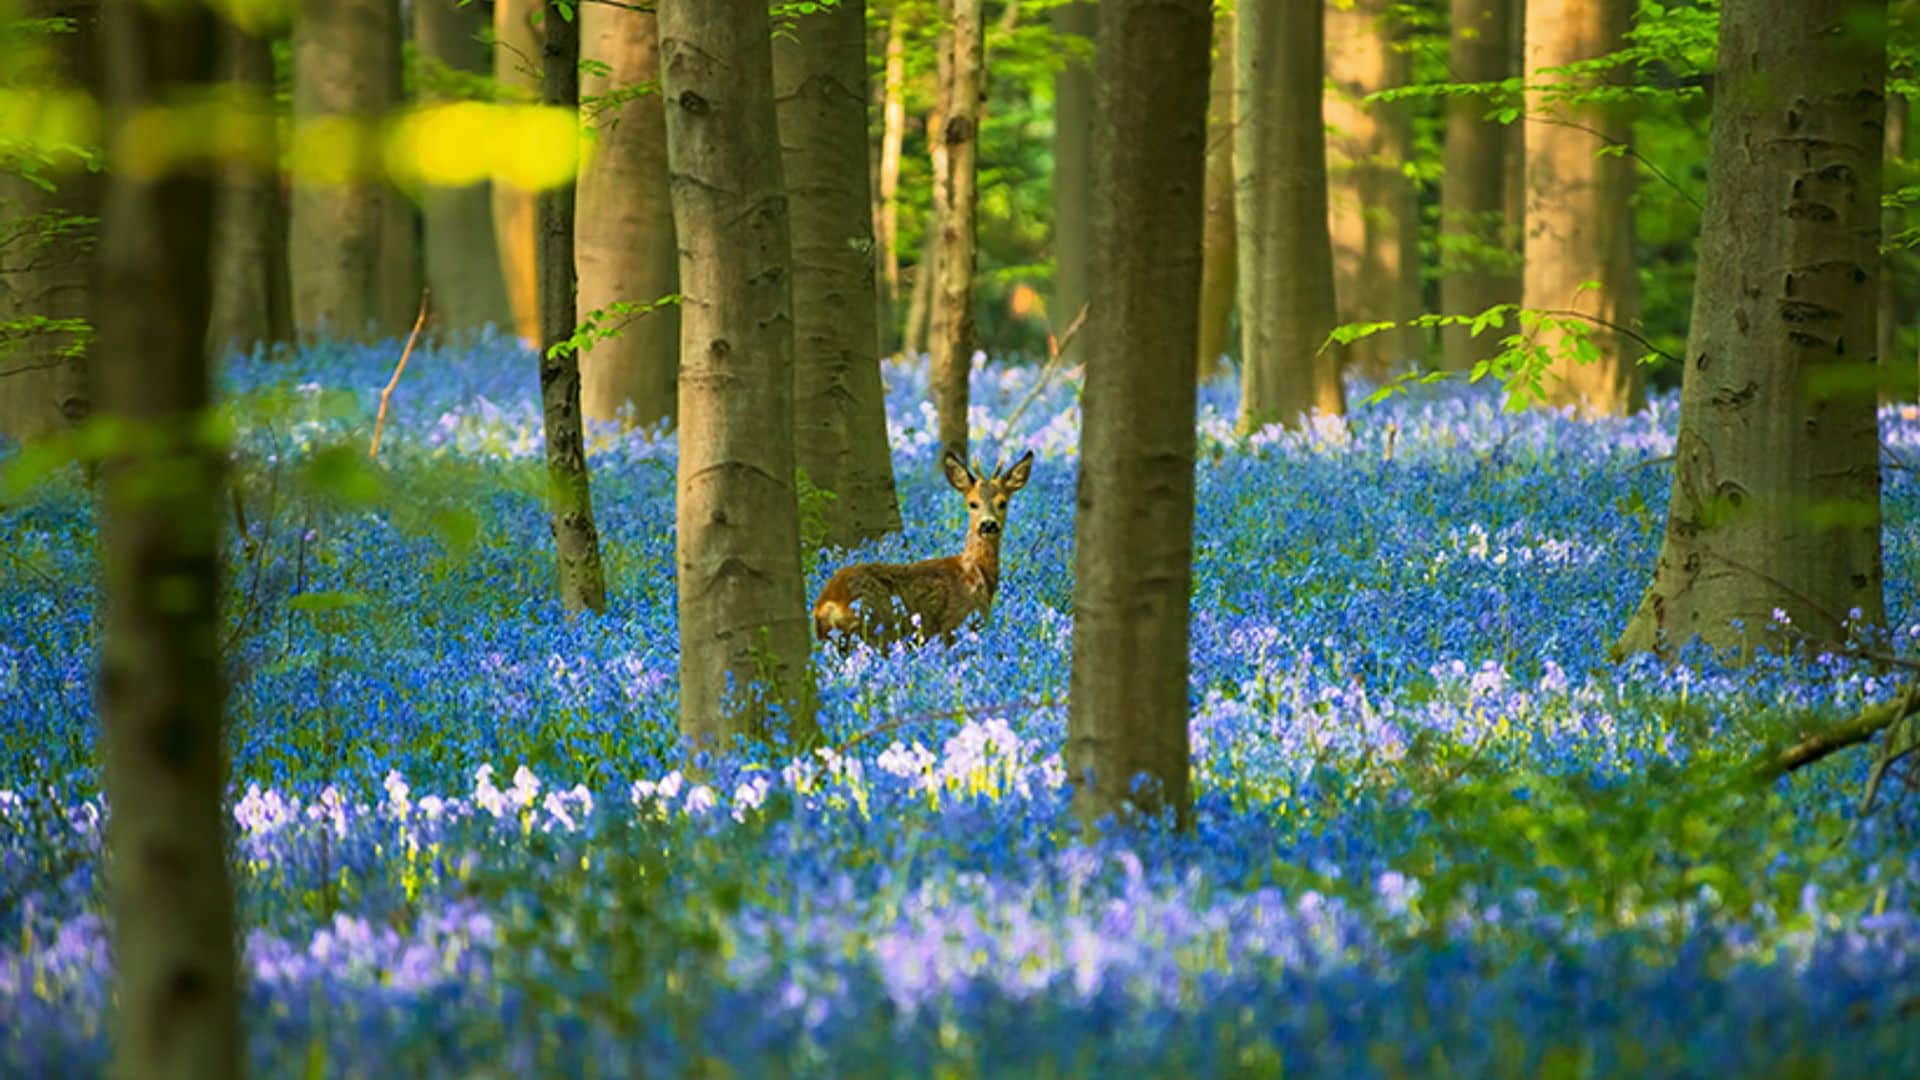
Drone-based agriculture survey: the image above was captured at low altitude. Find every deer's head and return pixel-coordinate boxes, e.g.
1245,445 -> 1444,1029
943,449 -> 1033,542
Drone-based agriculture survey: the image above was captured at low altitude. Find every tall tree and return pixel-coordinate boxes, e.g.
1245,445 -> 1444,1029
928,0 -> 985,463
1069,0 -> 1210,831
0,0 -> 100,444
876,5 -> 909,346
415,0 -> 516,334
95,1 -> 239,1074
206,14 -> 292,358
1235,0 -> 1344,431
661,0 -> 815,750
577,4 -> 679,428
1196,6 -> 1236,382
1439,0 -> 1520,372
537,1 -> 609,614
1324,0 -> 1420,381
1052,1 -> 1094,363
494,0 -> 544,343
774,0 -> 904,546
373,0 -> 420,336
1615,0 -> 1886,657
1523,0 -> 1640,415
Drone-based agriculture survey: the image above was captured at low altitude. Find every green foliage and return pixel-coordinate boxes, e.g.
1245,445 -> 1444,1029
548,293 -> 682,362
795,465 -> 838,577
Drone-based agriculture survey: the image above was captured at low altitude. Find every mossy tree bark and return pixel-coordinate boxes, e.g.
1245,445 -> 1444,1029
1615,0 -> 1886,658
1051,1 -> 1094,364
577,3 -> 679,428
1196,7 -> 1236,383
774,0 -> 904,547
1069,0 -> 1209,832
1235,0 -> 1343,431
494,0 -> 544,344
1440,0 -> 1520,372
415,0 -> 515,335
661,0 -> 816,752
95,3 -> 239,1075
928,0 -> 985,464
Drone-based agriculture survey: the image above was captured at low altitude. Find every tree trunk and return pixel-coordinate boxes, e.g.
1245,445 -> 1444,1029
1522,0 -> 1640,415
1502,0 -> 1525,232
95,3 -> 239,1075
1196,7 -> 1236,382
901,228 -> 935,360
775,0 -> 904,548
1440,0 -> 1520,371
577,3 -> 680,428
374,0 -> 420,337
661,0 -> 815,751
414,0 -> 515,335
877,5 -> 908,349
494,0 -> 544,344
0,0 -> 100,444
537,1 -> 609,614
1052,1 -> 1094,362
1324,0 -> 1420,382
1235,0 -> 1343,431
1069,0 -> 1210,831
207,17 -> 292,358
1881,38 -> 1910,400
1614,0 -> 1886,659
929,0 -> 985,464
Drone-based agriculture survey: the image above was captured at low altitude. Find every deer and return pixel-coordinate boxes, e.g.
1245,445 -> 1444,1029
812,449 -> 1035,649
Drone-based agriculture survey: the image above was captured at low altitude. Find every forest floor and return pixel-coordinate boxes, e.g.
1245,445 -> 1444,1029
2,335 -> 1918,1075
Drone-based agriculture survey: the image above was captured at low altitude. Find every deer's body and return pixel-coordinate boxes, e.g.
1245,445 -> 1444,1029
813,450 -> 1032,649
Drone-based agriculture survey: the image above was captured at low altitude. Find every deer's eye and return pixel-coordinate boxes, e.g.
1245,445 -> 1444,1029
995,499 -> 1007,509
969,501 -> 979,509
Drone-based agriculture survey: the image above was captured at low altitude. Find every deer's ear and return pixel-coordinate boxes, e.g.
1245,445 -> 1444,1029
1001,450 -> 1034,493
942,450 -> 976,492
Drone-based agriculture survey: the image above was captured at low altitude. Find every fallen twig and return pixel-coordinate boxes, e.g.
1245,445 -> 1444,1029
1749,685 -> 1920,783
994,301 -> 1090,466
369,290 -> 430,459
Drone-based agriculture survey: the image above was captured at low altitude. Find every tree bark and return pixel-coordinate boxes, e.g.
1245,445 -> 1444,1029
929,0 -> 985,464
373,0 -> 421,337
1069,0 -> 1209,832
1052,1 -> 1094,363
1440,0 -> 1520,372
95,3 -> 239,1075
577,3 -> 679,428
1324,0 -> 1420,381
414,0 -> 515,335
494,0 -> 544,344
774,0 -> 904,547
0,0 -> 100,444
661,0 -> 816,751
1522,0 -> 1640,415
1196,7 -> 1236,382
877,5 -> 908,350
1235,0 -> 1343,431
1614,0 -> 1886,659
1880,68 -> 1909,400
206,17 -> 292,358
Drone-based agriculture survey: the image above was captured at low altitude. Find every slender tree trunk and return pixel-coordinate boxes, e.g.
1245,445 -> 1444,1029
374,0 -> 420,336
1440,0 -> 1520,371
1523,0 -> 1640,415
1235,0 -> 1343,431
929,0 -> 985,464
577,3 -> 679,428
1324,0 -> 1420,381
1069,0 -> 1210,831
1615,0 -> 1886,659
661,0 -> 815,751
1052,1 -> 1094,362
775,0 -> 904,547
1880,59 -> 1909,400
207,17 -> 291,358
415,0 -> 515,335
901,229 -> 935,360
494,0 -> 544,344
0,0 -> 99,444
903,92 -> 943,365
1196,7 -> 1236,382
1502,0 -> 1525,233
95,3 -> 238,1075
877,6 -> 908,348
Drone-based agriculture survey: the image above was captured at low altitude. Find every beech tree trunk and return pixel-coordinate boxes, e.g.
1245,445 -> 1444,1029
415,0 -> 515,335
95,3 -> 239,1075
1069,0 -> 1210,832
373,0 -> 420,337
577,3 -> 679,428
206,17 -> 291,358
1615,0 -> 1886,658
1523,0 -> 1640,415
1235,0 -> 1343,431
661,0 -> 815,750
929,0 -> 985,463
774,0 -> 904,547
494,0 -> 543,344
1880,79 -> 1908,399
877,5 -> 908,346
1052,1 -> 1094,362
1440,0 -> 1520,372
1196,8 -> 1236,382
1324,0 -> 1420,381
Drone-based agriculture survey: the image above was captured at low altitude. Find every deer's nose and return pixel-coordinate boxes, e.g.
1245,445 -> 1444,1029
978,519 -> 1001,536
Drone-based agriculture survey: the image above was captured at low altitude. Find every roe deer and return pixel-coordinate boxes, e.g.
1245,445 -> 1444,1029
813,449 -> 1034,648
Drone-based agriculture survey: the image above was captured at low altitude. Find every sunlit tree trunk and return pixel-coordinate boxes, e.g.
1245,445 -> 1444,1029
1615,0 -> 1885,658
1235,0 -> 1343,431
494,0 -> 543,344
1324,0 -> 1419,381
1052,1 -> 1094,362
95,3 -> 239,1075
414,0 -> 514,335
1440,0 -> 1519,372
775,0 -> 903,547
661,0 -> 815,750
577,4 -> 679,428
1196,7 -> 1236,382
876,6 -> 908,348
1523,0 -> 1640,415
929,0 -> 985,463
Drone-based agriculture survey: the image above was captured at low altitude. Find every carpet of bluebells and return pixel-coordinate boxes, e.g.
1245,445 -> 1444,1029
4,331 -> 1920,1076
